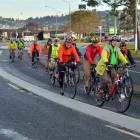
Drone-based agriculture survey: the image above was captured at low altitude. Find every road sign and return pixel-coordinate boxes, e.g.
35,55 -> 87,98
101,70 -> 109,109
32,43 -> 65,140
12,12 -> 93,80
79,4 -> 86,10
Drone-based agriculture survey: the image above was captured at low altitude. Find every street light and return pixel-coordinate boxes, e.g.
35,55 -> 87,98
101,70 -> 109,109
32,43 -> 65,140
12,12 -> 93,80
98,26 -> 102,43
62,0 -> 71,34
45,6 -> 58,37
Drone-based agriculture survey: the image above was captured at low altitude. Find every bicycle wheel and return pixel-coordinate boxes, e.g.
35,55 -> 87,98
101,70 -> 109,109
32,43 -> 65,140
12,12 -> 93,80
49,70 -> 56,86
11,51 -> 15,63
68,71 -> 77,99
124,76 -> 133,97
114,83 -> 131,113
94,78 -> 105,107
75,66 -> 80,84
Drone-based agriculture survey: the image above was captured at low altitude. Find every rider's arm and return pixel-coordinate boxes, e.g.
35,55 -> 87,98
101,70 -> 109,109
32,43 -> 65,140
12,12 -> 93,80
43,44 -> 47,55
75,46 -> 82,57
58,46 -> 63,63
72,47 -> 80,62
118,49 -> 128,65
86,47 -> 93,64
102,48 -> 109,63
97,46 -> 102,58
48,45 -> 52,60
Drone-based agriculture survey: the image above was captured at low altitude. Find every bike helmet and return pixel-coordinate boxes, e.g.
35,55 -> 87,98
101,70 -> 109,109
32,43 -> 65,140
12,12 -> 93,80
65,37 -> 73,43
110,36 -> 118,42
120,40 -> 126,48
91,36 -> 99,43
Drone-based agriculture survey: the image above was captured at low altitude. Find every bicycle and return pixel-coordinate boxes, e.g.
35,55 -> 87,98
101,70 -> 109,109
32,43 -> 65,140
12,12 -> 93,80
10,49 -> 15,63
94,64 -> 134,113
32,51 -> 39,68
83,64 -> 97,95
62,61 -> 78,99
18,48 -> 23,60
48,58 -> 58,85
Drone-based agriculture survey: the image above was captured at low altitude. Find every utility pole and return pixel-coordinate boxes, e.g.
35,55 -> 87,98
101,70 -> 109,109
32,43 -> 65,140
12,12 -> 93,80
135,0 -> 138,51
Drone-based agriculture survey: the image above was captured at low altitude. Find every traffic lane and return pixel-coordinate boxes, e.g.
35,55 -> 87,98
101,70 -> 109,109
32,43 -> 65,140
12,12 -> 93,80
1,49 -> 140,120
0,75 -> 139,140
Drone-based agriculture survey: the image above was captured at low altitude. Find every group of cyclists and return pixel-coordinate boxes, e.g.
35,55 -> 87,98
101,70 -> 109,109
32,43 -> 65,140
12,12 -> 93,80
8,38 -> 24,62
7,36 -> 136,99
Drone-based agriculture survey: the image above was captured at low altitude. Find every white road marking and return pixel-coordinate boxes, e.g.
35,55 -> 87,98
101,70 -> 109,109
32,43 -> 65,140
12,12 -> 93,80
0,60 -> 9,62
0,69 -> 140,134
106,125 -> 140,139
129,70 -> 140,74
135,60 -> 140,63
0,129 -> 30,140
0,50 -> 3,55
8,83 -> 20,91
8,83 -> 25,93
0,46 -> 8,49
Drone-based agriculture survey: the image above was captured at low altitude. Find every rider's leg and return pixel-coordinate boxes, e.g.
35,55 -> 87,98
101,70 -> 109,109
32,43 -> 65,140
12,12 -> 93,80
36,51 -> 39,61
127,50 -> 135,65
84,60 -> 90,88
32,52 -> 35,64
9,49 -> 12,59
58,63 -> 65,95
108,68 -> 117,95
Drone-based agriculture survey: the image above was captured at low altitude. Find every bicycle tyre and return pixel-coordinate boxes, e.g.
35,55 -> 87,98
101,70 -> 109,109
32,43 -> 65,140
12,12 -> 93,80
124,76 -> 133,97
11,52 -> 15,63
114,83 -> 131,113
68,71 -> 77,99
49,73 -> 56,86
75,66 -> 80,84
94,79 -> 105,107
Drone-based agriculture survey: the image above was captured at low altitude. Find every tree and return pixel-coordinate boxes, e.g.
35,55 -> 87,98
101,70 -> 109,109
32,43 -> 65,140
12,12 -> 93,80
82,0 -> 100,6
71,10 -> 102,35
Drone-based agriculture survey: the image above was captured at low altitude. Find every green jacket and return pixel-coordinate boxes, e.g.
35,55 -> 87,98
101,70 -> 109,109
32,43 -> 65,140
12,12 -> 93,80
95,45 -> 127,76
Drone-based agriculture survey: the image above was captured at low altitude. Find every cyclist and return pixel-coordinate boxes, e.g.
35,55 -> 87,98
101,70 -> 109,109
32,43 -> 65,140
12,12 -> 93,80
58,37 -> 80,95
120,39 -> 136,66
16,38 -> 24,59
8,39 -> 17,60
48,38 -> 60,61
44,38 -> 52,68
48,38 -> 60,74
84,36 -> 102,93
29,40 -> 41,65
95,37 -> 128,96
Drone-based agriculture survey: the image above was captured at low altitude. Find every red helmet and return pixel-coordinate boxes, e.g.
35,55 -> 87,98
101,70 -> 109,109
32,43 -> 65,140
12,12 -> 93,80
65,37 -> 73,44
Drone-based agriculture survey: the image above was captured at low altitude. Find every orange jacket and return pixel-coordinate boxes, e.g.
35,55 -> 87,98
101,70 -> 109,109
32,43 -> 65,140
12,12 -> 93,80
28,42 -> 41,56
44,43 -> 49,55
58,44 -> 80,63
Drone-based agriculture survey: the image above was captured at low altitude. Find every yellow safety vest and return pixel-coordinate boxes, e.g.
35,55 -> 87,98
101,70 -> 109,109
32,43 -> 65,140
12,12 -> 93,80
51,45 -> 59,59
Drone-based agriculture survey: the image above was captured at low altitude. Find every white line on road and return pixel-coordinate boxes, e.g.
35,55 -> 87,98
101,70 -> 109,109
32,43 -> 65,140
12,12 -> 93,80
0,50 -> 3,55
8,83 -> 24,93
0,60 -> 9,62
8,83 -> 20,91
0,129 -> 30,140
106,125 -> 140,139
0,46 -> 8,49
0,69 -> 140,134
135,60 -> 140,63
129,70 -> 140,74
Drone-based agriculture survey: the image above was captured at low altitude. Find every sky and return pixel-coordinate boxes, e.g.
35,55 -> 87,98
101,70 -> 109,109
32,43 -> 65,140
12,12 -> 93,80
0,0 -> 110,19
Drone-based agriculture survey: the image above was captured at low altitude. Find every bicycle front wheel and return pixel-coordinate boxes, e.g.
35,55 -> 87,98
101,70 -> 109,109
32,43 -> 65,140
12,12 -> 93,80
68,71 -> 77,99
94,80 -> 105,107
114,83 -> 131,113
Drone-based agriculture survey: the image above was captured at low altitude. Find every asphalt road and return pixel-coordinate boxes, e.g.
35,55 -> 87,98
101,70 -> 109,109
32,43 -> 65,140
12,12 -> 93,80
0,74 -> 139,140
0,43 -> 140,139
